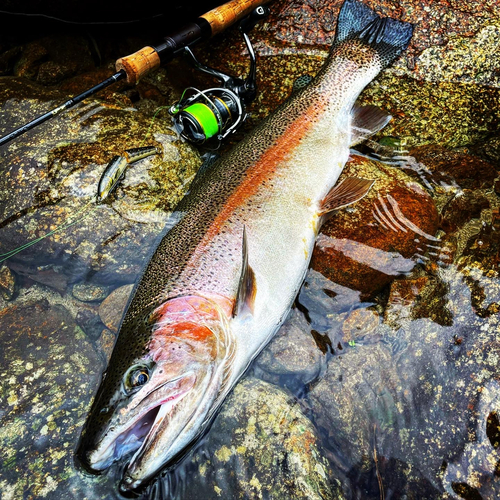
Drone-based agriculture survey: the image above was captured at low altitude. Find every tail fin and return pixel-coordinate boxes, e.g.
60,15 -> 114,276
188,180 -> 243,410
335,0 -> 413,67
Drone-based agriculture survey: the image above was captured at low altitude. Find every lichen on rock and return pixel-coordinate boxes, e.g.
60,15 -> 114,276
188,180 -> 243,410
176,377 -> 342,500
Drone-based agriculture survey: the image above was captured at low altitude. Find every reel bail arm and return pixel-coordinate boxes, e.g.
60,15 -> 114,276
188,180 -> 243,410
169,5 -> 269,145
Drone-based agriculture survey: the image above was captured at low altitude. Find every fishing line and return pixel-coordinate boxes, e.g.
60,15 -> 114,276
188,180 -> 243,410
0,200 -> 95,264
0,9 -> 165,25
0,114 -> 164,263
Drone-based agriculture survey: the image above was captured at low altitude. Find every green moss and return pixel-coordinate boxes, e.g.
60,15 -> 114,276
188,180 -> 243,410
359,75 -> 499,149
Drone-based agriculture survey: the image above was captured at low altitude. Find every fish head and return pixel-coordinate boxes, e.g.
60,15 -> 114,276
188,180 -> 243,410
77,294 -> 234,491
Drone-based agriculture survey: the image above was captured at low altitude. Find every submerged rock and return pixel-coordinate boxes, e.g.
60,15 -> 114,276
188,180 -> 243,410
98,283 -> 133,333
0,300 -> 106,498
442,380 -> 500,499
14,35 -> 95,85
308,261 -> 500,497
311,155 -> 439,298
98,328 -> 116,362
177,377 -> 341,500
255,308 -> 324,386
71,282 -> 111,302
409,145 -> 498,190
0,264 -> 16,300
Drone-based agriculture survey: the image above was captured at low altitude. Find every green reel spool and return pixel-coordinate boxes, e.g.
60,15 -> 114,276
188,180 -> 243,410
181,102 -> 220,141
171,89 -> 239,144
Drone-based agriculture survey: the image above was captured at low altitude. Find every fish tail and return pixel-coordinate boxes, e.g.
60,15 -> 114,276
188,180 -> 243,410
335,0 -> 413,67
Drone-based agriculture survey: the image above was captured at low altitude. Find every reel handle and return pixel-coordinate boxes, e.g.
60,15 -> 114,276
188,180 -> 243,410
239,5 -> 270,34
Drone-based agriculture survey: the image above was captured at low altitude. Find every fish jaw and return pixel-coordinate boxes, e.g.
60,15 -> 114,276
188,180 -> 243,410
82,369 -> 198,472
77,295 -> 235,488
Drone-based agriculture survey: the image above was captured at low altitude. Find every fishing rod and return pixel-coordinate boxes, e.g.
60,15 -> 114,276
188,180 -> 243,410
0,2 -> 270,263
0,0 -> 271,148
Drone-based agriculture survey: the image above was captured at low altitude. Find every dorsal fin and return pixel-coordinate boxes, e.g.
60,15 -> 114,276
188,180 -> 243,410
319,177 -> 375,216
233,226 -> 257,318
350,104 -> 392,146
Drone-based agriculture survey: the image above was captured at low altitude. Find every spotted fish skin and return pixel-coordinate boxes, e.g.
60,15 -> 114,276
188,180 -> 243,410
77,0 -> 413,491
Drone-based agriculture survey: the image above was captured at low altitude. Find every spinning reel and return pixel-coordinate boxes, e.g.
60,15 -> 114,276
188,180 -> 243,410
169,6 -> 269,145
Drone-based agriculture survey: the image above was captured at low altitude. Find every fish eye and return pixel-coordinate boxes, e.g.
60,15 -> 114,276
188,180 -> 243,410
131,370 -> 149,386
123,364 -> 152,394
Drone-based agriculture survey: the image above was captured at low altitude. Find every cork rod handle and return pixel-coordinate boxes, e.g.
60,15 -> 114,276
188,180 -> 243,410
116,46 -> 161,85
201,0 -> 271,36
116,0 -> 271,84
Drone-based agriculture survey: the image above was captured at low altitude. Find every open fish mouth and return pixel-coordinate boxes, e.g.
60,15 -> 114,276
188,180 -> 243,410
90,372 -> 197,471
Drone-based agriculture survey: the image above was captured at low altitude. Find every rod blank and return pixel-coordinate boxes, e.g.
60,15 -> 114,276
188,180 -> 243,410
0,71 -> 126,147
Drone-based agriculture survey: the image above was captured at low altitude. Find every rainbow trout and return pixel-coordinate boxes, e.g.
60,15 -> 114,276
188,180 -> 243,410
77,0 -> 413,491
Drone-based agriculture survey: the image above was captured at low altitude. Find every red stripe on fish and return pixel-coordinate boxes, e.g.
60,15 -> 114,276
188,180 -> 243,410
199,102 -> 325,249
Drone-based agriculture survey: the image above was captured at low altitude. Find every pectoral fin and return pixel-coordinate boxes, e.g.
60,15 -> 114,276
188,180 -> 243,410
350,105 -> 392,146
319,177 -> 375,216
233,226 -> 257,317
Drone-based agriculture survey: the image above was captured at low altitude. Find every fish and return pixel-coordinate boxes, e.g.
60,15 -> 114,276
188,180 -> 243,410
77,0 -> 413,491
97,146 -> 160,203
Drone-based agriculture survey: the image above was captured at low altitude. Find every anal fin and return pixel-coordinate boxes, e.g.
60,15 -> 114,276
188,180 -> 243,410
233,226 -> 257,318
319,177 -> 375,216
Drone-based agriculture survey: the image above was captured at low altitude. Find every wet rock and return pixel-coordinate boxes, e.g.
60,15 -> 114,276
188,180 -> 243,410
14,41 -> 48,80
443,380 -> 500,499
440,190 -> 491,234
182,377 -> 342,500
451,204 -> 500,271
361,75 -> 499,150
0,300 -> 106,498
97,328 -> 116,362
0,264 -> 16,300
8,262 -> 69,293
309,343 -> 399,471
0,45 -> 22,75
75,307 -> 104,341
412,23 -> 500,87
307,331 -> 463,497
308,262 -> 500,496
483,136 -> 500,163
341,307 -> 380,343
72,282 -> 111,302
98,284 -> 133,332
383,276 -> 429,327
310,155 -> 439,298
409,145 -> 498,190
13,35 -> 95,85
0,76 -> 201,285
255,308 -> 324,386
385,274 -> 454,327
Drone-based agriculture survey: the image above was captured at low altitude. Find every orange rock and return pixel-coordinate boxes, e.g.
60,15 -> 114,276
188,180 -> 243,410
409,145 -> 497,190
311,155 -> 439,298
